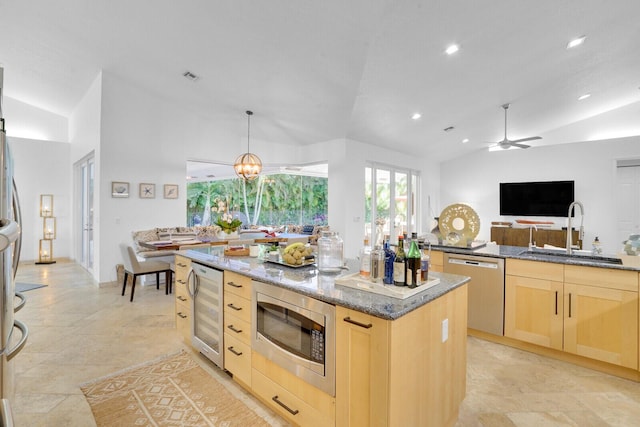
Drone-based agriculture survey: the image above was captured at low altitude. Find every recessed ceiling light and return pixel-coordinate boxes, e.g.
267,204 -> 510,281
566,36 -> 586,49
411,113 -> 422,120
462,138 -> 469,143
578,93 -> 591,101
445,44 -> 460,55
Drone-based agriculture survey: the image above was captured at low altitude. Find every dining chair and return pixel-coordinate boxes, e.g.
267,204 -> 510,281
120,244 -> 173,302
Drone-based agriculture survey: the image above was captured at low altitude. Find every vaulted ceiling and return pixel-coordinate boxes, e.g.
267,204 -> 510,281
1,0 -> 639,162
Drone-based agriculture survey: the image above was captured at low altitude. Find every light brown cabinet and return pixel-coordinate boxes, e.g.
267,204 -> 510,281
174,255 -> 192,343
223,271 -> 253,388
505,259 -> 638,370
336,284 -> 468,427
491,226 -> 580,248
429,250 -> 444,273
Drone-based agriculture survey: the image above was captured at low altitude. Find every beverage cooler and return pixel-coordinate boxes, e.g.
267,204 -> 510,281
0,67 -> 28,426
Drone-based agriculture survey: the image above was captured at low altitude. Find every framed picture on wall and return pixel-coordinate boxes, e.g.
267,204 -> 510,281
139,183 -> 155,199
111,181 -> 130,198
164,184 -> 179,199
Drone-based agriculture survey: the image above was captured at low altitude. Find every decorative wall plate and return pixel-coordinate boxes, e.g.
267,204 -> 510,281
438,203 -> 481,246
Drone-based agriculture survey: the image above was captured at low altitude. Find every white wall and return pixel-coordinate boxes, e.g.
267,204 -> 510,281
10,136 -> 71,262
440,136 -> 640,254
69,72 -> 103,279
4,96 -> 68,142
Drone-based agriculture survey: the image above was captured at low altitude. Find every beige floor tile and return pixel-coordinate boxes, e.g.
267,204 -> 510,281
11,262 -> 640,427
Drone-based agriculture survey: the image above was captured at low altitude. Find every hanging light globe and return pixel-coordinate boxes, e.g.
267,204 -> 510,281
234,110 -> 262,180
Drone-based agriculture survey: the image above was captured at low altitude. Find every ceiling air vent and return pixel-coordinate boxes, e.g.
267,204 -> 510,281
444,126 -> 455,132
182,71 -> 200,82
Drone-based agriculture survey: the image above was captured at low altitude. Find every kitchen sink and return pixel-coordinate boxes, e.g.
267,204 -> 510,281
517,248 -> 623,265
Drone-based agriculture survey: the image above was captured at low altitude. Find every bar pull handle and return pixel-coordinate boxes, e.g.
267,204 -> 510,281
227,346 -> 243,356
227,303 -> 242,311
226,281 -> 242,288
177,262 -> 187,268
272,396 -> 299,415
568,293 -> 572,318
554,291 -> 558,315
177,312 -> 187,319
177,295 -> 188,302
227,324 -> 242,334
343,316 -> 373,329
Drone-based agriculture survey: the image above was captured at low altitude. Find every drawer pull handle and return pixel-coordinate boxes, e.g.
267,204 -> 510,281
177,296 -> 187,302
227,281 -> 243,288
177,263 -> 187,267
227,303 -> 242,311
177,279 -> 186,285
177,312 -> 187,319
228,346 -> 243,356
568,293 -> 572,318
554,291 -> 558,315
343,316 -> 373,329
227,325 -> 242,333
272,395 -> 299,415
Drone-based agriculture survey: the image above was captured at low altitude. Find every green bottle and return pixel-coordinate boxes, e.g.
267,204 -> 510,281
406,238 -> 422,288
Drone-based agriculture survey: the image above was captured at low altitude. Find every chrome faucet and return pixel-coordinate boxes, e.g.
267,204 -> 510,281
566,201 -> 584,255
528,224 -> 537,249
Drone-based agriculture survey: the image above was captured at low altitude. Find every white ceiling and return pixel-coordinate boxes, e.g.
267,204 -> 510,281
1,0 -> 639,163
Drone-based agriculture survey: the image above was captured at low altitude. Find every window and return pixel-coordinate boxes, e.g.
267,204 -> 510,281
365,163 -> 420,246
186,162 -> 328,228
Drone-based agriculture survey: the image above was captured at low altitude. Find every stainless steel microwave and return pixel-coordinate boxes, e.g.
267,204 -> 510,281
252,281 -> 335,396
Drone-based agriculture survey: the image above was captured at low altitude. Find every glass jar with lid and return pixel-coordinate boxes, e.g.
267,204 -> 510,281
317,231 -> 344,273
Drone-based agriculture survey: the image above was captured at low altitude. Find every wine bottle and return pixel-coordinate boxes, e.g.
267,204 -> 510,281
406,238 -> 422,288
393,236 -> 406,286
383,239 -> 395,285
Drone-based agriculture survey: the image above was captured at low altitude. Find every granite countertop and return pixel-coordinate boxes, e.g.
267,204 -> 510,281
428,243 -> 640,271
176,249 -> 470,320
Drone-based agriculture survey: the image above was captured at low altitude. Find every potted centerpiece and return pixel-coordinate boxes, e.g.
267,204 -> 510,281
212,197 -> 242,240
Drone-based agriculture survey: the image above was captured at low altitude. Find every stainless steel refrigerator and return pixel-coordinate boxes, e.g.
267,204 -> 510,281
0,67 -> 28,426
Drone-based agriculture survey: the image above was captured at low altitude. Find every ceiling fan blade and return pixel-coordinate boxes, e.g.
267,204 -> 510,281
511,143 -> 531,149
510,136 -> 541,143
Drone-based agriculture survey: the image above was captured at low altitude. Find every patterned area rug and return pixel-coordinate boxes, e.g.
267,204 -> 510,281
80,351 -> 272,426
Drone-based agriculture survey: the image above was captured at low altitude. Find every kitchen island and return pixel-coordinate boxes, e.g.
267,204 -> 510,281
175,248 -> 470,427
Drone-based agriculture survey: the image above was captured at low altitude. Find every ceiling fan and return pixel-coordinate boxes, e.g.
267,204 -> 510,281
490,103 -> 542,149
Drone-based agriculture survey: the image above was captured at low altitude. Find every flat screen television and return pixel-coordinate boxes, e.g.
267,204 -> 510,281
499,180 -> 575,217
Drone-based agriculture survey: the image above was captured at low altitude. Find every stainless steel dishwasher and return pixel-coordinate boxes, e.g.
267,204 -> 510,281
444,253 -> 505,336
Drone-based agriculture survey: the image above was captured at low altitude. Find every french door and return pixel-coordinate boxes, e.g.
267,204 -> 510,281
75,153 -> 95,272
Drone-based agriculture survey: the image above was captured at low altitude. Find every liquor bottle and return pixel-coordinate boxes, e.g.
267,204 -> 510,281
393,236 -> 406,286
359,242 -> 371,278
406,238 -> 422,288
370,245 -> 385,283
421,242 -> 431,282
383,239 -> 395,285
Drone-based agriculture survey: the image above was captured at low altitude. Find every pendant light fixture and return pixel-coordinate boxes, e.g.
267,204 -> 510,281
233,110 -> 262,180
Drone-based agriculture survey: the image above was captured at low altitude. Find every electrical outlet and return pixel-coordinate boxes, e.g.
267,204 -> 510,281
442,318 -> 448,343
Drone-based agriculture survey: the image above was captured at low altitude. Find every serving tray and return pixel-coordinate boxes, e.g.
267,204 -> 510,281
335,273 -> 440,299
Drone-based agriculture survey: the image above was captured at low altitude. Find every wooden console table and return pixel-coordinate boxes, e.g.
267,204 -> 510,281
491,226 -> 581,249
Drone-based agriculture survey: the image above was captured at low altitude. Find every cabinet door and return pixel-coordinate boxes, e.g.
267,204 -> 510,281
335,306 -> 390,427
564,283 -> 638,369
505,275 -> 563,350
429,250 -> 444,273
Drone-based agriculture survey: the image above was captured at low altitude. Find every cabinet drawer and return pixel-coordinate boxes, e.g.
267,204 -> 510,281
252,369 -> 333,427
174,281 -> 191,306
507,259 -> 564,282
564,265 -> 638,292
224,311 -> 251,345
224,291 -> 251,323
224,271 -> 252,299
224,333 -> 252,387
175,301 -> 191,342
175,255 -> 192,279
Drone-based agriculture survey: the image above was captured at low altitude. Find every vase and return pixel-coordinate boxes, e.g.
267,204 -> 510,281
218,230 -> 239,240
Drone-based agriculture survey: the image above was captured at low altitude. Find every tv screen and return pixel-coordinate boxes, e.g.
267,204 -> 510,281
500,180 -> 575,217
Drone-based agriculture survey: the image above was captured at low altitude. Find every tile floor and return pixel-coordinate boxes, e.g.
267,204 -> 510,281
11,261 -> 640,426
